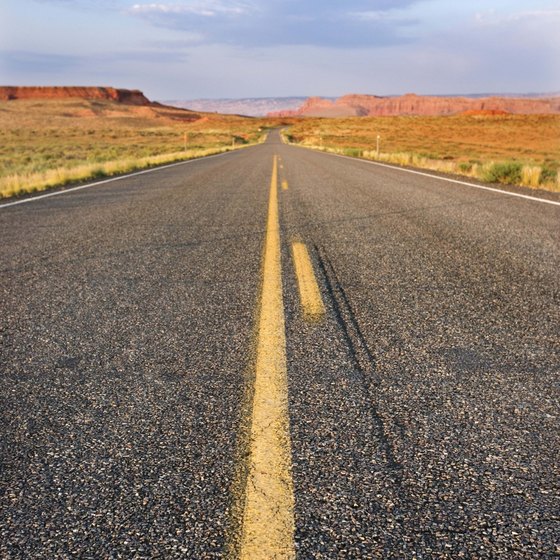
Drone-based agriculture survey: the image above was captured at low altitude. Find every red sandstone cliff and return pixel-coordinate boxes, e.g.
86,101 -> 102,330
268,93 -> 560,117
0,86 -> 152,105
293,96 -> 358,117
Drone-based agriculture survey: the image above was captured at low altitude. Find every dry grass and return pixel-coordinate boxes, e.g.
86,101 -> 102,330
284,114 -> 560,191
0,147 -> 241,198
0,98 -> 269,198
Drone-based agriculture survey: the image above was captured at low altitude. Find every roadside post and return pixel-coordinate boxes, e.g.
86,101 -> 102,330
377,135 -> 381,159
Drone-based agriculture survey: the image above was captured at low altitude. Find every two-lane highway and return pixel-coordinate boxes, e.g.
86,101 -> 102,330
1,131 -> 558,558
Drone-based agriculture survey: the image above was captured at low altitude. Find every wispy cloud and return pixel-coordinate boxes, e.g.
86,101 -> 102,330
349,10 -> 412,22
129,1 -> 251,17
475,8 -> 560,25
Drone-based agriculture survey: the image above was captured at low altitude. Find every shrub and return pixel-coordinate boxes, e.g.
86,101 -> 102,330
458,162 -> 473,173
539,164 -> 558,185
482,161 -> 522,184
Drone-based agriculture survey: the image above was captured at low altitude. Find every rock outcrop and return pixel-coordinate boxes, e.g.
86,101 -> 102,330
268,93 -> 560,117
0,86 -> 152,105
293,96 -> 358,117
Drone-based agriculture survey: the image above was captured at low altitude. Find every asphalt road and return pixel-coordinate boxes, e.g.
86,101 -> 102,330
1,131 -> 559,559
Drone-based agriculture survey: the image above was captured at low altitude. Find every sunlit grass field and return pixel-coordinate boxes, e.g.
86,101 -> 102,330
0,99 -> 268,198
284,114 -> 560,191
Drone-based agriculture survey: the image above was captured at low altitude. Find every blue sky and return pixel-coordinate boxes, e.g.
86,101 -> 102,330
1,0 -> 559,100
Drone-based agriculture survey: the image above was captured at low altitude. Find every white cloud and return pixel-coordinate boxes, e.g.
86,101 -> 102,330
475,9 -> 560,25
129,2 -> 251,17
350,10 -> 404,22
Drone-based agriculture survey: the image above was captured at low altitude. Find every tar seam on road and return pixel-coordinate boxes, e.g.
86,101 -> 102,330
291,242 -> 325,322
240,156 -> 296,559
314,244 -> 403,478
0,150 -> 239,209
295,146 -> 560,207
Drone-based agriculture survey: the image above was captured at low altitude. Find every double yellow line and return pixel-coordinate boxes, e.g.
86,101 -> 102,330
240,156 -> 295,559
291,242 -> 325,322
239,156 -> 324,559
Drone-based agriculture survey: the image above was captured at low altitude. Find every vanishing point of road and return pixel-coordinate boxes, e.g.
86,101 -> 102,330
1,131 -> 559,559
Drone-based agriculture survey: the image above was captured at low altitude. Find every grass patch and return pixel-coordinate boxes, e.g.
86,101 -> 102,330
540,163 -> 559,185
344,147 -> 362,157
482,162 -> 523,184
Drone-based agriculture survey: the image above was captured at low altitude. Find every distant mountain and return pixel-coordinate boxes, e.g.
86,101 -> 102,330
162,97 -> 320,117
163,93 -> 560,117
437,92 -> 560,99
0,86 -> 152,106
268,93 -> 560,117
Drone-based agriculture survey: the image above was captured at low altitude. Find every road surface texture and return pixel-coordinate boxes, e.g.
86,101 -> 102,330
1,131 -> 558,558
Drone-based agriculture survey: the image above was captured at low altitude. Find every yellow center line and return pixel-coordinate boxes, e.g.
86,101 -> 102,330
291,242 -> 326,322
240,156 -> 295,559
281,179 -> 289,191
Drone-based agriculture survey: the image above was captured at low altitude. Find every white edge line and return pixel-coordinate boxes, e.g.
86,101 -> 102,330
0,149 -> 237,210
291,144 -> 560,207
